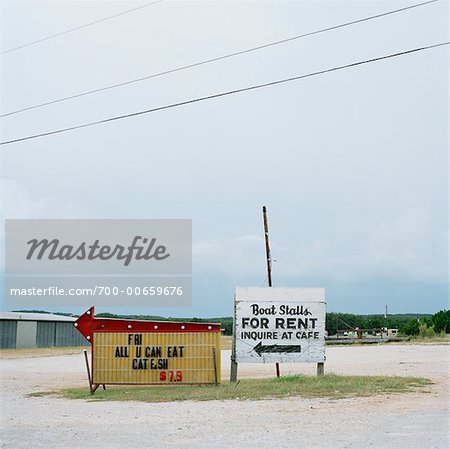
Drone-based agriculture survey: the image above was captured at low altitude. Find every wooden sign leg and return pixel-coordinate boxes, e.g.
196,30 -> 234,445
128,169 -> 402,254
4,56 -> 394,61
230,359 -> 238,382
317,362 -> 324,376
212,348 -> 218,386
83,350 -> 94,394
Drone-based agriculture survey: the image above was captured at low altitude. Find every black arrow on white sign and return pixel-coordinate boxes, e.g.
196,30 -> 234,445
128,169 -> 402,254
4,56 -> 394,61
253,342 -> 301,356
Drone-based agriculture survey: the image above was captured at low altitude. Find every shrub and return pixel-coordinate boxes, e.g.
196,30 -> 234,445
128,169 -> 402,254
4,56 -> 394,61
418,323 -> 436,338
432,310 -> 450,333
400,319 -> 420,336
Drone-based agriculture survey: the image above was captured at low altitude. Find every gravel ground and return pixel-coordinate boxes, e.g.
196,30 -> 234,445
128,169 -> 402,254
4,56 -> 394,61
1,344 -> 449,449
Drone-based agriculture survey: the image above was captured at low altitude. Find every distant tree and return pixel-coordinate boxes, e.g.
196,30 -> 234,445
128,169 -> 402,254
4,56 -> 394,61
421,316 -> 433,328
13,310 -> 51,314
400,319 -> 420,336
432,310 -> 450,333
96,312 -> 119,318
385,317 -> 403,329
325,313 -> 339,335
220,319 -> 233,335
364,316 -> 385,329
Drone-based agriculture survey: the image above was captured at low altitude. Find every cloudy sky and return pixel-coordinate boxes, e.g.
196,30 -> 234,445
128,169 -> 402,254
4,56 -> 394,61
0,0 -> 448,317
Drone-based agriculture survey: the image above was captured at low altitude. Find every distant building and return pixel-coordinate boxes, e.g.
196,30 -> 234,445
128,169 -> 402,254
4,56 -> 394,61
382,327 -> 399,338
387,328 -> 399,337
0,311 -> 88,349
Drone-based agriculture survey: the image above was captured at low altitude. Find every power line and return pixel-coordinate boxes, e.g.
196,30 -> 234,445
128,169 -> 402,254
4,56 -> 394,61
0,0 -> 438,118
1,1 -> 163,55
0,42 -> 448,147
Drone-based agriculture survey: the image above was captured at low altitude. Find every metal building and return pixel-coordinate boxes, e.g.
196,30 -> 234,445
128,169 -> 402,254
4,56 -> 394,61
0,311 -> 89,349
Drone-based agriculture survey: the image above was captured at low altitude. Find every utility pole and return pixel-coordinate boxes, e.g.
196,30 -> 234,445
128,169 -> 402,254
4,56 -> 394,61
262,206 -> 280,378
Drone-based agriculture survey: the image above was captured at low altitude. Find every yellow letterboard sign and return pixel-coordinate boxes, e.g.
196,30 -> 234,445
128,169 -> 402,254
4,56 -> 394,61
92,331 -> 221,385
74,307 -> 221,386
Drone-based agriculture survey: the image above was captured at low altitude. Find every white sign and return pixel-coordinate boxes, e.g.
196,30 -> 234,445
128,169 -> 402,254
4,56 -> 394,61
234,287 -> 325,363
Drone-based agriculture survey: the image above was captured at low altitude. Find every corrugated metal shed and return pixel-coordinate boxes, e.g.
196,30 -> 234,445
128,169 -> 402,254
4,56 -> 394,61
0,320 -> 17,349
0,311 -> 88,349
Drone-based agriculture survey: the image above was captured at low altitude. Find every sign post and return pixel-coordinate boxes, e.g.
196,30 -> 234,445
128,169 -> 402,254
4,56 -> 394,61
262,205 -> 280,377
231,287 -> 325,381
75,306 -> 221,393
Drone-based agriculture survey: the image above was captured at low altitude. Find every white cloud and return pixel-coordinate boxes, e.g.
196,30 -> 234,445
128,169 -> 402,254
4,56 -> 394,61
0,179 -> 79,270
273,209 -> 447,284
193,235 -> 266,278
192,208 -> 448,286
0,178 -> 78,220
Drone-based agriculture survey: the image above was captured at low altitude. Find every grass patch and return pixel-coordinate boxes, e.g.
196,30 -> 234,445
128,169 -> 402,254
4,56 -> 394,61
28,391 -> 60,397
47,374 -> 432,403
0,346 -> 88,359
407,334 -> 450,344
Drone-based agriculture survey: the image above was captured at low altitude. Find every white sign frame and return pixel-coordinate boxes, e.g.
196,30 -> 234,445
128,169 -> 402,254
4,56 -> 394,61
233,287 -> 326,364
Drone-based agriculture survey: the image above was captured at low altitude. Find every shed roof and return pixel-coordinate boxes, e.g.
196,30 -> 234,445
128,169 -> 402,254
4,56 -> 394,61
0,311 -> 76,322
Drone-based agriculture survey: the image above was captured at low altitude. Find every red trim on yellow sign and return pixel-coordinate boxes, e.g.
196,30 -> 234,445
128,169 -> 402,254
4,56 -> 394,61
74,306 -> 221,344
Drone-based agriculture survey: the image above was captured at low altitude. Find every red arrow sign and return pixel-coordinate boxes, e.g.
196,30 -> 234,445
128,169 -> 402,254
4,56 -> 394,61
74,306 -> 221,343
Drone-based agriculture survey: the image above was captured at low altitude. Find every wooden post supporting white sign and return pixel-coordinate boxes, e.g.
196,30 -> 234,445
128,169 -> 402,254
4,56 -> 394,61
317,362 -> 325,376
230,297 -> 239,382
262,205 -> 280,378
231,287 -> 326,381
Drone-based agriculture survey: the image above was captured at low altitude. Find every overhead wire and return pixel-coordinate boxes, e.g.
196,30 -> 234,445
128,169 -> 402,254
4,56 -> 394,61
0,0 -> 164,55
1,41 -> 447,147
0,0 -> 438,118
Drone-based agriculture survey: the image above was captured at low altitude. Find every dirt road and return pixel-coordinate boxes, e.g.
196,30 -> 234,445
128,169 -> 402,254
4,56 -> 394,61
1,344 -> 449,449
